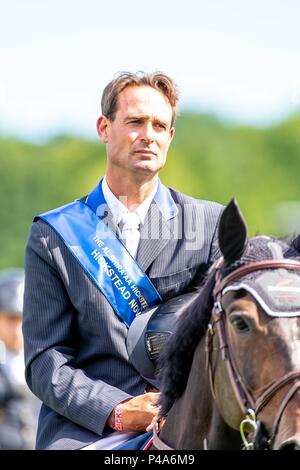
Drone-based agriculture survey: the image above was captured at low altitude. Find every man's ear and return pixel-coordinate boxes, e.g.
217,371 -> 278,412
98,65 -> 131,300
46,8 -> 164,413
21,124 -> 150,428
218,199 -> 248,266
169,127 -> 175,141
96,116 -> 109,143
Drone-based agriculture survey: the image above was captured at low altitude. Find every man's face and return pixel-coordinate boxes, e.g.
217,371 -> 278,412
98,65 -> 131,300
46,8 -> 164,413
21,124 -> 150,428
98,85 -> 175,178
0,312 -> 23,353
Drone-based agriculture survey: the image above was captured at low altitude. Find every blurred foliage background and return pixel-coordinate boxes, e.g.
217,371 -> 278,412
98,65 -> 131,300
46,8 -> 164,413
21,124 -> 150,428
1,112 -> 300,269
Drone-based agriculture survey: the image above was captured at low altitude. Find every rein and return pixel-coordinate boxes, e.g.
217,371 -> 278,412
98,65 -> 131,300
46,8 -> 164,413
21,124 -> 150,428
207,258 -> 300,449
152,418 -> 174,451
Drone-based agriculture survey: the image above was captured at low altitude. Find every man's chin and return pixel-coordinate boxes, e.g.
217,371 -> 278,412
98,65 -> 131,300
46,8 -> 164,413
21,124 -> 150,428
132,162 -> 160,176
134,161 -> 162,176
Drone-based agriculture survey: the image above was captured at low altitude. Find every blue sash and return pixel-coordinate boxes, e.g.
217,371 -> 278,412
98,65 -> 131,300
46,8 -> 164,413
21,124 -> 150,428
113,431 -> 153,450
36,181 -> 162,327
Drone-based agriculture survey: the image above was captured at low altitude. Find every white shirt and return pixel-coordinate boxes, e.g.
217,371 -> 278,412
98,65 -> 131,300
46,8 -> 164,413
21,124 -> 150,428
102,177 -> 158,258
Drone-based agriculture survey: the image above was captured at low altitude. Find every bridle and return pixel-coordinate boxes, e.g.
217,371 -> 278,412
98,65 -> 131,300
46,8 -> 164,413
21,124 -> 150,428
153,259 -> 300,451
206,259 -> 300,449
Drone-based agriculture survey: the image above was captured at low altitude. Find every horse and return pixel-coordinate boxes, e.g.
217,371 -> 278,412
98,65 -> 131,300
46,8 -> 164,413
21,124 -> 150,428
151,199 -> 300,450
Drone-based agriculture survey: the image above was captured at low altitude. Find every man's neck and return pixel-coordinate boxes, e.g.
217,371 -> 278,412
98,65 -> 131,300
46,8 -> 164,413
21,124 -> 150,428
105,173 -> 158,211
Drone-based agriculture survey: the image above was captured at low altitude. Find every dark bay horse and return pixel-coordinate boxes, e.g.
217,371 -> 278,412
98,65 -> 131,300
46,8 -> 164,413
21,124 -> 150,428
152,200 -> 300,450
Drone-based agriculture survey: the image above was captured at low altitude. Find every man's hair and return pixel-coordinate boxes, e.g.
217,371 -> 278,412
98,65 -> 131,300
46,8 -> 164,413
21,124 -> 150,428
101,71 -> 179,126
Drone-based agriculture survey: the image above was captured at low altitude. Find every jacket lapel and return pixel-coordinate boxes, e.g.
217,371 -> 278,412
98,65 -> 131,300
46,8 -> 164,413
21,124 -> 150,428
92,203 -> 123,243
136,202 -> 172,272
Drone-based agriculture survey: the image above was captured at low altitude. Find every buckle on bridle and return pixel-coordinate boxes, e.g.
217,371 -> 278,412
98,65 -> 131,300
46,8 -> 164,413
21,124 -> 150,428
214,301 -> 223,315
240,409 -> 258,450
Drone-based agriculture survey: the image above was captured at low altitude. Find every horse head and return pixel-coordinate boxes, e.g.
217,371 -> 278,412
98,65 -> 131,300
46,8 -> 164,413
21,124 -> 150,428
157,199 -> 300,450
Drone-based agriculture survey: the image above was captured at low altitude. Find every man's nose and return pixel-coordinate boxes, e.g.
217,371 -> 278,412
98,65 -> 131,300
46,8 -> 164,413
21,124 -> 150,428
140,122 -> 155,142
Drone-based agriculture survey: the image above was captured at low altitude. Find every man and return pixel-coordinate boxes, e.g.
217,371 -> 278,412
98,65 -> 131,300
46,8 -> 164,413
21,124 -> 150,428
0,269 -> 40,449
23,71 -> 223,450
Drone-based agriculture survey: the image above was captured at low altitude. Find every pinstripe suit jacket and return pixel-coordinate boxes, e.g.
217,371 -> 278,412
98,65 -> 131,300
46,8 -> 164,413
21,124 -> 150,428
23,184 -> 223,450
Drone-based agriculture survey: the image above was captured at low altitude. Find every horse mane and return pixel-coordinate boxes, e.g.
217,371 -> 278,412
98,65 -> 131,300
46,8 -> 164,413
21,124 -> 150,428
158,236 -> 300,417
157,271 -> 216,417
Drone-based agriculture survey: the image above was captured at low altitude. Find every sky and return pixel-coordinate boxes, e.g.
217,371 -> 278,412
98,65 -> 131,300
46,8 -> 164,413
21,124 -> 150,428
1,0 -> 300,140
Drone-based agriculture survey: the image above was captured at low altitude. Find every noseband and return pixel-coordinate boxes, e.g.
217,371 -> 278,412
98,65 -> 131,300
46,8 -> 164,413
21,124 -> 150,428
206,259 -> 300,449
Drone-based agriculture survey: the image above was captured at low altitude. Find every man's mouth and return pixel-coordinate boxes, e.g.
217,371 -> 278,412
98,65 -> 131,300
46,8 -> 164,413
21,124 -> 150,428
135,149 -> 157,157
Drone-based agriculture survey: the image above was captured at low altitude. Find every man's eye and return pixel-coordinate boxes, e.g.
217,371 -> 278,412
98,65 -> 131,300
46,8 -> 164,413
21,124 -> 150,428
127,119 -> 143,125
154,123 -> 167,130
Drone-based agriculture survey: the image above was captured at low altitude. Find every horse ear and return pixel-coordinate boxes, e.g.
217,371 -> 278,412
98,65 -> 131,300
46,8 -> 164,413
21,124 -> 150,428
291,234 -> 300,253
218,198 -> 248,266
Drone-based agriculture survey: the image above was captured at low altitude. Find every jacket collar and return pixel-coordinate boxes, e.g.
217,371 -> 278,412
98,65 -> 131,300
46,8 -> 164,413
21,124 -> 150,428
86,177 -> 178,223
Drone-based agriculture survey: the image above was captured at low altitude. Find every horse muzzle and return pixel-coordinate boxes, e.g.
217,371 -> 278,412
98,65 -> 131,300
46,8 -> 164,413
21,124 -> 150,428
277,437 -> 300,450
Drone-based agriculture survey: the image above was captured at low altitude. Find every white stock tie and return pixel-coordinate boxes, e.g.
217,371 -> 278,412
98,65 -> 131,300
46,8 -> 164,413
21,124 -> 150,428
120,211 -> 141,258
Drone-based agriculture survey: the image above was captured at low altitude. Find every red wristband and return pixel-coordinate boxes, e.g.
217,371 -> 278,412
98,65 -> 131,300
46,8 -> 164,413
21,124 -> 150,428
114,405 -> 123,432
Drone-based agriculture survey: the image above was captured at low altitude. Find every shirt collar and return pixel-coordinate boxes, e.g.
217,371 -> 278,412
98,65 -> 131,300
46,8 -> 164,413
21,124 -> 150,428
102,177 -> 158,226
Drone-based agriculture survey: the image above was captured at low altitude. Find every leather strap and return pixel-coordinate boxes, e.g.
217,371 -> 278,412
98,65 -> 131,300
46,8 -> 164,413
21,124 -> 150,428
152,418 -> 174,450
215,260 -> 300,296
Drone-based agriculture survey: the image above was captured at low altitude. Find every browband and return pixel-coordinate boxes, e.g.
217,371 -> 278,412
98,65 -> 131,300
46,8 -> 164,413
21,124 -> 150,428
214,259 -> 300,297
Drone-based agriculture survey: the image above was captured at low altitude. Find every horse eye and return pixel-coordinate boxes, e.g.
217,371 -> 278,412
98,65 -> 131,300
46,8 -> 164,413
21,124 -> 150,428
229,314 -> 250,332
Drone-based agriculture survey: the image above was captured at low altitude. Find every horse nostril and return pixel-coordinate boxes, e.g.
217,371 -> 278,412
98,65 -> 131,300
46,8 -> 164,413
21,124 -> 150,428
279,441 -> 300,451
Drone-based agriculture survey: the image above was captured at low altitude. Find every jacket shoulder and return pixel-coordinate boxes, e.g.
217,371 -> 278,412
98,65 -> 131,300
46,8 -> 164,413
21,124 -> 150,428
169,187 -> 224,216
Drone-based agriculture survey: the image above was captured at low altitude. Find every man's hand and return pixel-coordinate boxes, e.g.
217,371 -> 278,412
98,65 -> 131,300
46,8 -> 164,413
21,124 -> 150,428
107,392 -> 160,432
